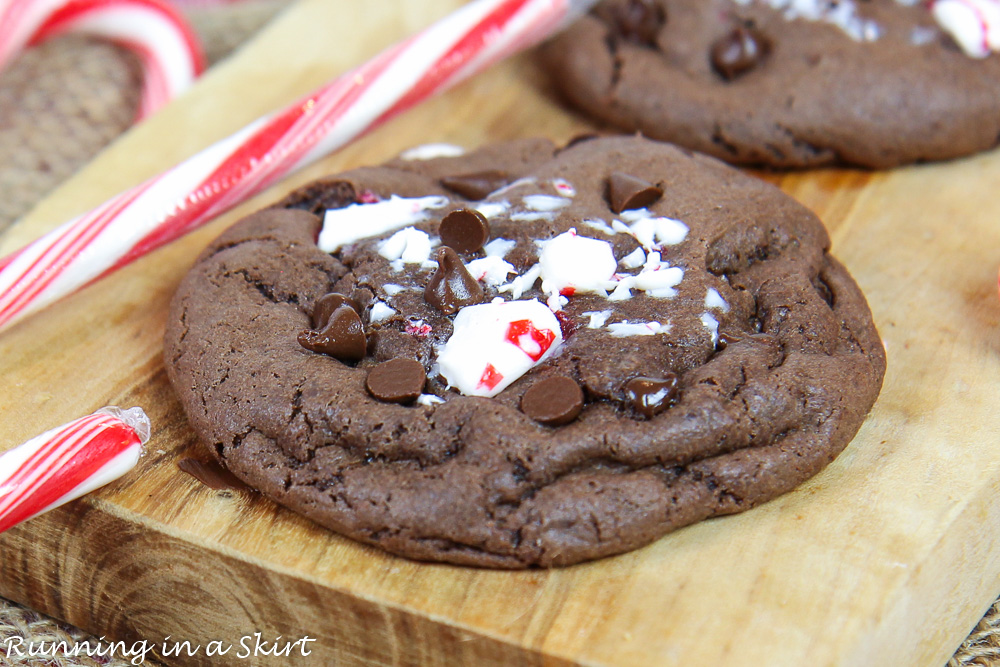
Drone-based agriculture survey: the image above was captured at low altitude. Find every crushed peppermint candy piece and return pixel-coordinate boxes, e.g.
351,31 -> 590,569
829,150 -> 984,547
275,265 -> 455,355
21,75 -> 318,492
500,263 -> 543,299
582,218 -> 616,235
476,200 -> 511,219
483,237 -> 516,257
319,195 -> 447,252
619,210 -> 689,249
523,194 -> 571,211
465,256 -> 516,286
538,229 -> 617,297
583,310 -> 614,329
700,312 -> 720,345
932,0 -> 1000,57
378,227 -> 433,264
437,299 -> 563,397
705,288 -> 730,312
552,179 -> 576,197
607,320 -> 670,337
400,143 -> 466,160
511,211 -> 556,222
405,318 -> 433,336
619,247 -> 646,269
370,301 -> 397,323
416,394 -> 445,406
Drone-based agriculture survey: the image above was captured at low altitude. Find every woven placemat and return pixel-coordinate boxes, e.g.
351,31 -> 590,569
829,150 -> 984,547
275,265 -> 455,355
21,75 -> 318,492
0,2 -> 996,665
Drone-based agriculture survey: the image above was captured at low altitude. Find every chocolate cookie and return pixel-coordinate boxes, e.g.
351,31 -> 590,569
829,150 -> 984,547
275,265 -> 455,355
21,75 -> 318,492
538,0 -> 1000,168
164,136 -> 886,567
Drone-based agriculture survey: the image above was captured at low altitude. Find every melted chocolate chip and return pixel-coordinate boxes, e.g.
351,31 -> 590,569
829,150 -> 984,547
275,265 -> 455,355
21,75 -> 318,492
440,170 -> 509,200
521,376 -> 584,426
366,358 -> 427,404
624,375 -> 679,418
439,208 -> 490,254
711,26 -> 771,80
424,246 -> 486,314
600,0 -> 666,47
607,172 -> 663,213
178,457 -> 255,494
312,292 -> 361,329
298,304 -> 367,361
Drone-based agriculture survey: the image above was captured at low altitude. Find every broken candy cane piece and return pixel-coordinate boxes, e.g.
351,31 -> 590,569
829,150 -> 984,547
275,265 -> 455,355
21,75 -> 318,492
437,299 -> 563,397
0,407 -> 150,533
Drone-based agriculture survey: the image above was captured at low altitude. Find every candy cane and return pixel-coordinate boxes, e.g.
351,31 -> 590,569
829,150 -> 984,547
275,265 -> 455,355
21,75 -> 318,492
0,0 -> 204,119
931,0 -> 1000,57
0,0 -> 596,333
0,406 -> 149,533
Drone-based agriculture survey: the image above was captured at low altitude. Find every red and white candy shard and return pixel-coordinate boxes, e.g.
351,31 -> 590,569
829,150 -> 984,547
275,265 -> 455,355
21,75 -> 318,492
437,299 -> 563,397
0,0 -> 204,120
0,406 -> 149,534
538,229 -> 618,297
932,0 -> 1000,57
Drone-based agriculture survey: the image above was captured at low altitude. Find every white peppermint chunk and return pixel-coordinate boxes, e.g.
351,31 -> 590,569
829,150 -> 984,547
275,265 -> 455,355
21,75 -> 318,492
582,218 -> 616,235
626,215 -> 689,249
619,247 -> 646,269
383,284 -> 406,296
400,143 -> 465,160
370,301 -> 396,323
476,200 -> 511,219
484,237 -> 516,258
319,195 -> 447,252
705,288 -> 730,312
511,211 -> 555,222
522,194 -> 571,211
416,394 -> 445,407
538,229 -> 617,297
701,312 -> 720,346
607,320 -> 670,337
499,264 -> 542,300
583,310 -> 614,329
378,227 -> 432,264
466,256 -> 516,286
437,299 -> 563,397
933,0 -> 1000,57
552,179 -> 576,197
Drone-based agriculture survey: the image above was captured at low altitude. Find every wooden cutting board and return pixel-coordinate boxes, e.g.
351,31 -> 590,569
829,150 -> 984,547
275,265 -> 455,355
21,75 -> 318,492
2,1 -> 1000,665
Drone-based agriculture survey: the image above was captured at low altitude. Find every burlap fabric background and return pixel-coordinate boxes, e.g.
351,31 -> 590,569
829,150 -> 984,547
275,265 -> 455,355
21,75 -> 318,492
0,1 -> 997,665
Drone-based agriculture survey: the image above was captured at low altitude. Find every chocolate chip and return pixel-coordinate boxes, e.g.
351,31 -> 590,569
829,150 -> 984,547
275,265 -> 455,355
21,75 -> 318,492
711,26 -> 771,80
521,376 -> 584,426
366,358 -> 427,404
440,170 -> 509,200
424,247 -> 486,314
599,0 -> 666,47
312,292 -> 361,329
607,172 -> 663,213
624,375 -> 678,418
298,304 -> 367,361
439,208 -> 490,254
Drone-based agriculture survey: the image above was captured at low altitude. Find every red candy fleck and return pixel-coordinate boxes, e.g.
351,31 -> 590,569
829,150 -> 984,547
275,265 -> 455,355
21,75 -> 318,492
559,286 -> 576,297
405,319 -> 432,336
478,363 -> 504,391
358,189 -> 380,204
505,319 -> 556,362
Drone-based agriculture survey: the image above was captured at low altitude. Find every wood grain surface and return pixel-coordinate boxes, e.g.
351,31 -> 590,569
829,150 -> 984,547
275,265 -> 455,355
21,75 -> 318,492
2,1 -> 1000,665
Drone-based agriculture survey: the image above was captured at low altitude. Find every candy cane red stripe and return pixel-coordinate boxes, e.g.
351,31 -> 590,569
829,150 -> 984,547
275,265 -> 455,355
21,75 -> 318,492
0,416 -> 108,519
0,418 -> 140,532
0,179 -> 156,321
0,407 -> 148,533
